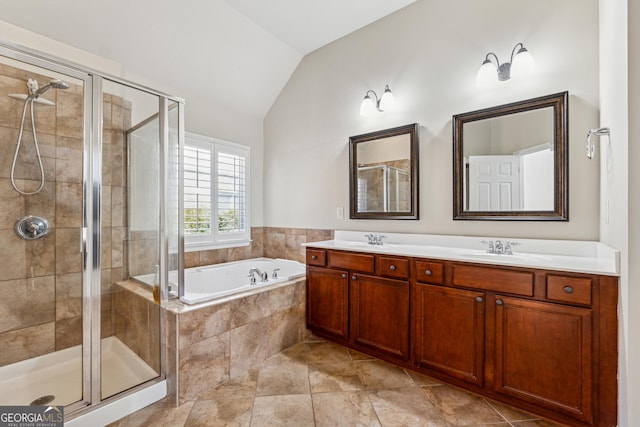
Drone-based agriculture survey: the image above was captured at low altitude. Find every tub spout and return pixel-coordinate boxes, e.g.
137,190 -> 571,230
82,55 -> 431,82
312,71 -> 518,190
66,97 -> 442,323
249,267 -> 268,282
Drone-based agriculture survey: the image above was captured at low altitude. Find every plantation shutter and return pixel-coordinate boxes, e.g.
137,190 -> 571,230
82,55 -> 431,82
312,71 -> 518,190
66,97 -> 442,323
184,133 -> 250,248
183,142 -> 212,236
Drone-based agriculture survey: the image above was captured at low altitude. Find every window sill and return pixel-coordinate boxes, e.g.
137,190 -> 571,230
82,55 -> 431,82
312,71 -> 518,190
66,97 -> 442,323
185,240 -> 251,253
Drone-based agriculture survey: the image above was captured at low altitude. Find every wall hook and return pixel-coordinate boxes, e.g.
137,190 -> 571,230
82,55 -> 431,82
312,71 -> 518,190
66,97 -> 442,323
586,127 -> 610,159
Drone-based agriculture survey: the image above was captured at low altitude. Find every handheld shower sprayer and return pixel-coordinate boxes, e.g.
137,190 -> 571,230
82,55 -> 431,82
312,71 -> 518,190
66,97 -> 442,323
10,77 -> 71,195
27,79 -> 70,99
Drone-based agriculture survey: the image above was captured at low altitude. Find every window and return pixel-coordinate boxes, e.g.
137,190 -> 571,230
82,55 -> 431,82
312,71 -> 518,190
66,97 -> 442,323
184,133 -> 250,250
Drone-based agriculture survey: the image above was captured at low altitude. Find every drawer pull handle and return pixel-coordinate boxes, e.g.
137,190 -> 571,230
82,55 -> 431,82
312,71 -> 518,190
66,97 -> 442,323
475,296 -> 483,303
563,286 -> 574,294
496,299 -> 504,306
351,276 -> 357,281
425,269 -> 432,276
389,265 -> 397,271
341,274 -> 347,279
311,255 -> 317,260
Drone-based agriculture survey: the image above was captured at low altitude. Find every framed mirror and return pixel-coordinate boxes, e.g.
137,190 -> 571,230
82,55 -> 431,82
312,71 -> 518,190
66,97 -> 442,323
349,123 -> 419,219
453,92 -> 568,221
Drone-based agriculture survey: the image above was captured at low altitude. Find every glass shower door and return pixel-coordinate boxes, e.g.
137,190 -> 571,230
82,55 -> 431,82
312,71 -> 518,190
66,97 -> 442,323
0,51 -> 90,410
100,79 -> 163,399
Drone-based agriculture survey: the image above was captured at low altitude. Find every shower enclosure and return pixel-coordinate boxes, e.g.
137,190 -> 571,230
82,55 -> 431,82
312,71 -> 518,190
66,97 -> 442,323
0,40 -> 183,422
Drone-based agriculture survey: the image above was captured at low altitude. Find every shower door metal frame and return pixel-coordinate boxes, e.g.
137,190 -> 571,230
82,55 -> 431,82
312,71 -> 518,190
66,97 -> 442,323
0,39 -> 185,417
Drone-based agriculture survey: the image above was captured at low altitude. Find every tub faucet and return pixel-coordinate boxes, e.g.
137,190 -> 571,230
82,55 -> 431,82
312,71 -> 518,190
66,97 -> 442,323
249,267 -> 268,283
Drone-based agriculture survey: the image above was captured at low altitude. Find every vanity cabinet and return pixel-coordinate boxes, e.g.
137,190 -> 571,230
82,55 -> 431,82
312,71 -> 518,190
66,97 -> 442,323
306,250 -> 411,362
493,295 -> 593,422
414,283 -> 485,385
351,273 -> 410,360
305,247 -> 618,427
306,266 -> 349,340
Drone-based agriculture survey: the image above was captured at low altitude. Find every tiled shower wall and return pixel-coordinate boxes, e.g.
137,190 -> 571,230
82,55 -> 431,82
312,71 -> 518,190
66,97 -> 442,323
0,61 -> 130,366
184,227 -> 334,268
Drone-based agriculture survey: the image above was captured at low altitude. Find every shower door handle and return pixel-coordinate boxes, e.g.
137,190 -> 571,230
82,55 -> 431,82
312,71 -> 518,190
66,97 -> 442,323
80,227 -> 87,254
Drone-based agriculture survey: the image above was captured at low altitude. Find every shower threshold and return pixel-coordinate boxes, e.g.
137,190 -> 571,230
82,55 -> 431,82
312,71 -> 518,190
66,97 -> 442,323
0,336 -> 158,407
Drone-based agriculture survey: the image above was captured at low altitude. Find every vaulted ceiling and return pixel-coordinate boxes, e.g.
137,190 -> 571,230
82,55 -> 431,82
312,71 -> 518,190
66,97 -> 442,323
0,0 -> 417,118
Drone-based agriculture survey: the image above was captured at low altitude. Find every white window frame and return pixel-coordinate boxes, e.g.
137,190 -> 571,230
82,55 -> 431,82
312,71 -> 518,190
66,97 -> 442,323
184,132 -> 250,251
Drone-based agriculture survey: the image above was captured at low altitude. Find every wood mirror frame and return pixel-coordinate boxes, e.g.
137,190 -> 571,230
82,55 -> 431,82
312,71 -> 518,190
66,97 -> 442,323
453,92 -> 568,221
349,123 -> 419,219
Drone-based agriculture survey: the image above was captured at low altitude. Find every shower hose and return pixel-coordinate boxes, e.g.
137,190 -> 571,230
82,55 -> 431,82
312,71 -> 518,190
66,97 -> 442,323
10,95 -> 45,195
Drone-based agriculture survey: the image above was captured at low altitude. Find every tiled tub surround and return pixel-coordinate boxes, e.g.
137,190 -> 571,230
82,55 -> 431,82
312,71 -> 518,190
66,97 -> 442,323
112,281 -> 162,373
162,277 -> 307,404
184,227 -> 333,269
0,61 -> 131,366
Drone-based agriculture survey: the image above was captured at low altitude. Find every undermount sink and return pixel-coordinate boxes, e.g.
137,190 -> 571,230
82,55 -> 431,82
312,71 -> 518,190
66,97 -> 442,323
461,251 -> 551,262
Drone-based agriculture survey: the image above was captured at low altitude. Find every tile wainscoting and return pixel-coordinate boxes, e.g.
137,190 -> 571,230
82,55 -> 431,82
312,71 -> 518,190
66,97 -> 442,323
184,227 -> 334,268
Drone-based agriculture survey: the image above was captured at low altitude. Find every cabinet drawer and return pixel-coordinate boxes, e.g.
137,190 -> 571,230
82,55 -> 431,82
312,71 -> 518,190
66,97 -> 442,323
306,249 -> 326,266
378,256 -> 409,279
328,251 -> 375,273
415,260 -> 444,284
547,275 -> 592,306
452,265 -> 533,296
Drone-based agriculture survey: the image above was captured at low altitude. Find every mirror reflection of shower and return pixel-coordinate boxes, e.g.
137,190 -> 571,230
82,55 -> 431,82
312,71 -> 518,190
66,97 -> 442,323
8,78 -> 70,195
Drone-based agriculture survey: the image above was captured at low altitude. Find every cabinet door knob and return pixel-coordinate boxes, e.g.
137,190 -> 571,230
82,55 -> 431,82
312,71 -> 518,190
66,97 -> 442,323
496,299 -> 504,306
311,255 -> 317,260
475,296 -> 483,303
389,265 -> 397,271
341,273 -> 347,279
351,276 -> 357,280
425,269 -> 432,276
563,286 -> 574,294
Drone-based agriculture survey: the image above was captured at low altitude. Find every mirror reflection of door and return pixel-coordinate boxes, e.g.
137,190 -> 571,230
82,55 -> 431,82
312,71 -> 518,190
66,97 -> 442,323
463,107 -> 554,212
468,155 -> 520,211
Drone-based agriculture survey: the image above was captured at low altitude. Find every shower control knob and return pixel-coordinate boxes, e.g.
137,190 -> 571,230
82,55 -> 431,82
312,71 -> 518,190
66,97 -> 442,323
15,215 -> 50,240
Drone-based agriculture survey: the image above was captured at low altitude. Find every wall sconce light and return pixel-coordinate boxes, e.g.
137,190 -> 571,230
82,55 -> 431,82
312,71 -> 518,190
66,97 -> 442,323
476,42 -> 535,86
360,85 -> 394,115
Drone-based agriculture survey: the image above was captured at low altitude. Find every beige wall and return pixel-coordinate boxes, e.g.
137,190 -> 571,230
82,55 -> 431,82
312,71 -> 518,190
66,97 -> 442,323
264,0 -> 600,240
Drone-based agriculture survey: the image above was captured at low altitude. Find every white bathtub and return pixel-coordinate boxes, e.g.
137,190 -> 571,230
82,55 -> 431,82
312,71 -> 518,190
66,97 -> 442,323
135,257 -> 306,305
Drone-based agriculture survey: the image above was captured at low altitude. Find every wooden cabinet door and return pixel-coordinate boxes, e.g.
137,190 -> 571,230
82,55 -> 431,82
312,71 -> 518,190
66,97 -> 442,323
351,273 -> 410,360
493,295 -> 593,423
306,267 -> 349,340
414,284 -> 485,386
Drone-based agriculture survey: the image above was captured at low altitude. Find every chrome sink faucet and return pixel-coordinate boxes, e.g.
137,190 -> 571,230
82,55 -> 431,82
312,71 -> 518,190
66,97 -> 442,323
482,239 -> 520,255
365,233 -> 385,245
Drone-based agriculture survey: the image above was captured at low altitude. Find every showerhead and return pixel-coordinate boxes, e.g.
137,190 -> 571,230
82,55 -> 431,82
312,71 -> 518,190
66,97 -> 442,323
34,79 -> 70,97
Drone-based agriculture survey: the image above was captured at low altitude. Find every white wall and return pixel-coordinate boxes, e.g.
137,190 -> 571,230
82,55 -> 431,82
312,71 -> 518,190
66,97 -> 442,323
599,0 -> 640,425
264,0 -> 600,240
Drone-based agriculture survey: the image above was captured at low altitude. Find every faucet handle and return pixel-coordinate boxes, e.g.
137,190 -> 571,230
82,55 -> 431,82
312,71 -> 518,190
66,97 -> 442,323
272,268 -> 280,279
505,241 -> 520,255
481,240 -> 495,253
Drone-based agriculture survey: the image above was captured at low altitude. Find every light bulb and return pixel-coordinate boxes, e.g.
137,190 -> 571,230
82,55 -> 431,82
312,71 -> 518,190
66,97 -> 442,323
379,86 -> 394,111
476,59 -> 498,87
360,95 -> 376,116
510,47 -> 535,79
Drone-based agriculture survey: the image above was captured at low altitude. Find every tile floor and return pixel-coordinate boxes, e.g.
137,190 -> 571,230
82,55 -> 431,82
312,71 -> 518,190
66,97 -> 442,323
109,336 -> 567,427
